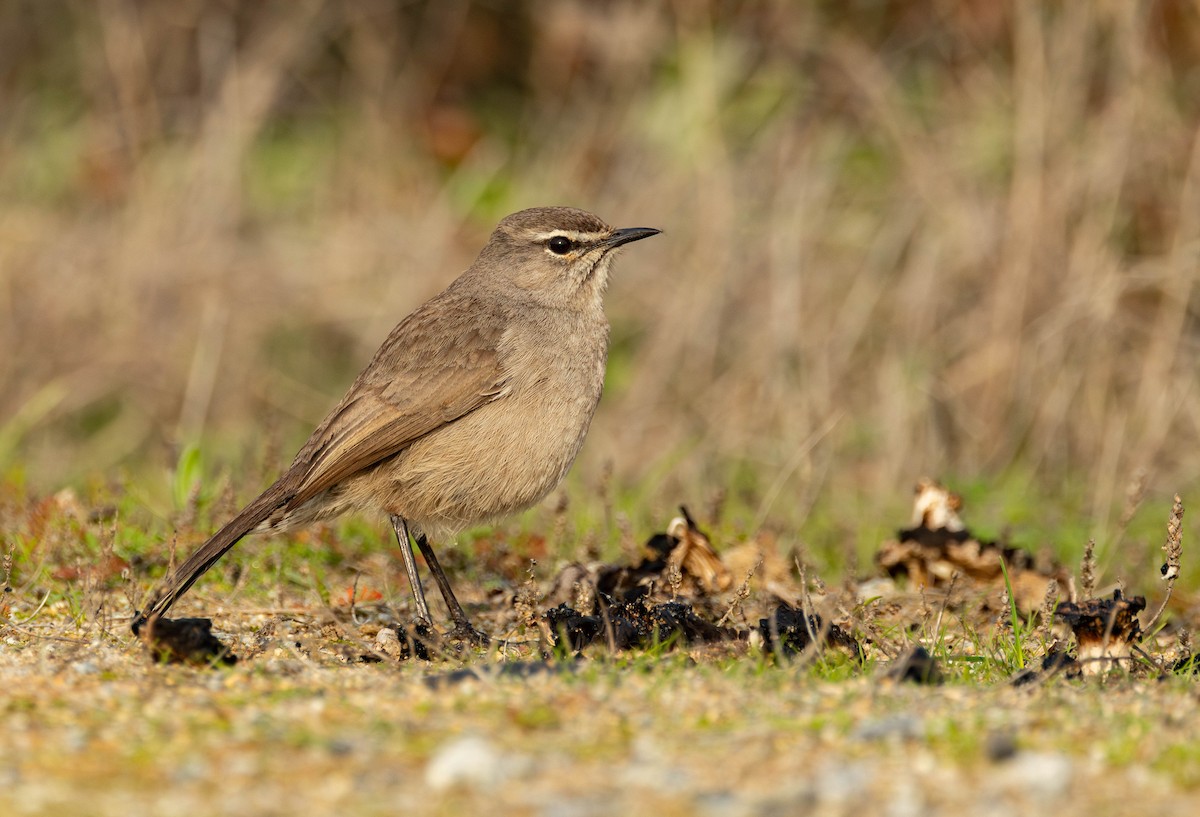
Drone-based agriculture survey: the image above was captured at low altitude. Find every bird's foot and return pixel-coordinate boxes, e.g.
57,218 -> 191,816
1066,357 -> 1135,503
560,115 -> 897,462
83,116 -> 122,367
446,618 -> 490,648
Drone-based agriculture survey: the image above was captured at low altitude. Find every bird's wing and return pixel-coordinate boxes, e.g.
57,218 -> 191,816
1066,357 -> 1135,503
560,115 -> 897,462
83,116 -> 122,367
134,291 -> 508,626
285,293 -> 509,509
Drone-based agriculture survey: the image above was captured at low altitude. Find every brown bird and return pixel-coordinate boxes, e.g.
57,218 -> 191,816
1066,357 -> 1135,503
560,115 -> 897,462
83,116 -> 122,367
133,207 -> 660,641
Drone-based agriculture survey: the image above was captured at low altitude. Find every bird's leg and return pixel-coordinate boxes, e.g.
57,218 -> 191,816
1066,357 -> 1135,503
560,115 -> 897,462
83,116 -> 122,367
390,515 -> 432,626
415,533 -> 488,645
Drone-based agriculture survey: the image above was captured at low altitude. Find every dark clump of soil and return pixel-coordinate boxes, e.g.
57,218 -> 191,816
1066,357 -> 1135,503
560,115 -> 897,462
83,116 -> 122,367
758,602 -> 864,661
544,603 -> 605,650
545,596 -> 737,651
424,660 -> 576,690
887,645 -> 943,685
1171,654 -> 1200,674
136,616 -> 238,666
1012,649 -> 1083,686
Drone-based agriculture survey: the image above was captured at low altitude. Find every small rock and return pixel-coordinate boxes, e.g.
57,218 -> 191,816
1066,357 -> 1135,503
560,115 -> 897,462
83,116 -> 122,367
537,796 -> 612,817
985,731 -> 1019,762
694,791 -> 754,817
813,760 -> 874,804
852,714 -> 924,742
262,658 -> 305,676
170,757 -> 211,784
994,752 -> 1072,799
375,628 -> 404,660
426,735 -> 523,791
327,738 -> 355,757
885,778 -> 925,817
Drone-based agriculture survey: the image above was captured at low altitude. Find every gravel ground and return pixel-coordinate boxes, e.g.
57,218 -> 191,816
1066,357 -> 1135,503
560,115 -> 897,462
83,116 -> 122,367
3,615 -> 1199,817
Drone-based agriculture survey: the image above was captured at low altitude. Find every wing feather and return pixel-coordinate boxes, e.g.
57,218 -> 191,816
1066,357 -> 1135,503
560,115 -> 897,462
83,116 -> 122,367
285,291 -> 509,508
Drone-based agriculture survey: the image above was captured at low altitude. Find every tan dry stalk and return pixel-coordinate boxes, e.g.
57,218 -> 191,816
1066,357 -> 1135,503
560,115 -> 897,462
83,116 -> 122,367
1143,494 -> 1184,637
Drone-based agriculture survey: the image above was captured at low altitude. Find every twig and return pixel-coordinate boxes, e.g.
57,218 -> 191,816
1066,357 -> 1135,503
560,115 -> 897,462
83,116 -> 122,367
930,572 -> 957,651
795,556 -> 820,650
7,590 -> 52,625
717,558 -> 759,628
2,621 -> 93,644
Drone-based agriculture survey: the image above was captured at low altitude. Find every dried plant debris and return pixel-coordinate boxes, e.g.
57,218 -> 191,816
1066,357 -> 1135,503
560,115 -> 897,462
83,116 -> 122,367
665,508 -> 733,594
591,506 -> 732,603
535,506 -> 750,652
136,616 -> 238,666
876,478 -> 1070,611
530,505 -> 848,655
1055,591 -> 1146,675
908,478 -> 967,532
116,485 -> 1186,682
757,603 -> 863,661
1160,494 -> 1183,580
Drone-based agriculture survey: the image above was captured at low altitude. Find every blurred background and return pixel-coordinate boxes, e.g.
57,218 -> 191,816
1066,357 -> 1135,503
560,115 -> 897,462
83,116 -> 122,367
3,0 -> 1200,554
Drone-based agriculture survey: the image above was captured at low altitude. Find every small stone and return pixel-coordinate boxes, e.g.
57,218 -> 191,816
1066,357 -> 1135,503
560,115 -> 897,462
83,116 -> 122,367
694,791 -> 754,817
426,735 -> 517,791
375,627 -> 404,660
327,738 -> 355,757
813,761 -> 874,804
985,731 -> 1019,762
262,658 -> 304,675
171,758 -> 211,784
852,714 -> 923,742
995,752 -> 1072,799
537,796 -> 612,817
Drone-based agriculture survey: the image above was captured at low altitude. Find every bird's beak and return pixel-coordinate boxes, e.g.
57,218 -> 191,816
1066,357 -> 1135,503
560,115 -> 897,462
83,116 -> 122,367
605,227 -> 662,248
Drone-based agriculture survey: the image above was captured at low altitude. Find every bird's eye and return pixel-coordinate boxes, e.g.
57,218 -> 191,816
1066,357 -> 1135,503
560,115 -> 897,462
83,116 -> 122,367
547,236 -> 573,255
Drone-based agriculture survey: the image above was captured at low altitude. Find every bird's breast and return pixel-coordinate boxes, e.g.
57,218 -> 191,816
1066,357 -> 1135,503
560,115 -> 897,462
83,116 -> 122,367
370,313 -> 609,530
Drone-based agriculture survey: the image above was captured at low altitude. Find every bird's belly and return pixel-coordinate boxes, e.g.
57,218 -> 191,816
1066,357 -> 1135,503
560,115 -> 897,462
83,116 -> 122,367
357,382 -> 601,531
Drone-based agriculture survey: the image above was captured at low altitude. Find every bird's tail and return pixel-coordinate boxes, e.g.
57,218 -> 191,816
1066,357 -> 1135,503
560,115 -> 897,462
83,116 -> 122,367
132,479 -> 292,634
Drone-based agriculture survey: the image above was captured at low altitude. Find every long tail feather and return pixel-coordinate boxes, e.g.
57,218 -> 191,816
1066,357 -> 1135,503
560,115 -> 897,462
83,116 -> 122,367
133,479 -> 293,633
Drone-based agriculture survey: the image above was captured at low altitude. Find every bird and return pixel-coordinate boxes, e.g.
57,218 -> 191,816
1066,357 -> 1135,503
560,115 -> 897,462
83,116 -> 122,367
133,206 -> 660,643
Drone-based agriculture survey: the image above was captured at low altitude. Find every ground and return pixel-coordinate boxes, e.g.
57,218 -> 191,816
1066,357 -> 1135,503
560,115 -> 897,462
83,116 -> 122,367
3,481 -> 1199,816
4,630 -> 1200,817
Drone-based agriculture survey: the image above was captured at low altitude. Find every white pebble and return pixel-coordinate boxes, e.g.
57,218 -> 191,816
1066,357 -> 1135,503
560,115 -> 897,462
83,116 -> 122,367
426,735 -> 516,791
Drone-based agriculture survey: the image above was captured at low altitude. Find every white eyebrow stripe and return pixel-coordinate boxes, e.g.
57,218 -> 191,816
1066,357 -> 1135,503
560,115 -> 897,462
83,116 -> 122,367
530,230 -> 609,243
